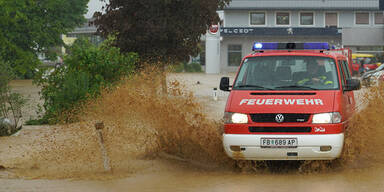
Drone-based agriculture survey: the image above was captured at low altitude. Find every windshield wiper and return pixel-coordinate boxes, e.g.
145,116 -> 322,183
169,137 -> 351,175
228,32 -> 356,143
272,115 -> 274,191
274,85 -> 318,90
236,84 -> 273,90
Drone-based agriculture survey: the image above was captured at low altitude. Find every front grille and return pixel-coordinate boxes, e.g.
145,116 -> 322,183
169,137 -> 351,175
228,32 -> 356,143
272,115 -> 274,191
249,127 -> 311,133
250,113 -> 310,123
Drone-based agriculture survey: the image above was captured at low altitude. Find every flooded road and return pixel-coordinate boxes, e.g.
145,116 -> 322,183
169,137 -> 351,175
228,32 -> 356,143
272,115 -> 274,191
1,160 -> 384,192
111,166 -> 384,192
1,74 -> 384,192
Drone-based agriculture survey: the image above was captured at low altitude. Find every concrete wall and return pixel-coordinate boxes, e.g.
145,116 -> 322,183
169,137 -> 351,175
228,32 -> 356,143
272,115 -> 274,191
205,32 -> 221,74
338,11 -> 355,27
225,10 -> 249,27
225,10 -> 384,28
226,0 -> 379,10
226,10 -> 329,27
342,27 -> 384,46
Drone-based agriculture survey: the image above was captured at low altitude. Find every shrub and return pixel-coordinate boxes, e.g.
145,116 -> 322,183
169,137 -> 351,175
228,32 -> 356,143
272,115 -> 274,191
34,38 -> 138,124
172,62 -> 202,73
0,61 -> 25,136
186,62 -> 203,72
172,63 -> 185,73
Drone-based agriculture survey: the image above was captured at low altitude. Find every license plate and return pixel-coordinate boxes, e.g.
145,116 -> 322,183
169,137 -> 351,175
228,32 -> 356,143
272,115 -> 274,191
260,138 -> 298,148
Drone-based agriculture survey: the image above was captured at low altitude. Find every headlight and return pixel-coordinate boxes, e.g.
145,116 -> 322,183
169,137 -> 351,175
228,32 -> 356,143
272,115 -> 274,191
224,112 -> 248,124
312,112 -> 341,124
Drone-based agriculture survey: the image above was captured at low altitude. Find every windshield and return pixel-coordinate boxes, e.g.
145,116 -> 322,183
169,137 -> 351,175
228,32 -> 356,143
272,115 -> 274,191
233,56 -> 339,90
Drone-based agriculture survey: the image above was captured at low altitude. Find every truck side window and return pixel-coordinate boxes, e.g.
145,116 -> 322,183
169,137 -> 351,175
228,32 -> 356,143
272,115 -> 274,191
338,60 -> 345,88
342,60 -> 351,80
236,60 -> 248,85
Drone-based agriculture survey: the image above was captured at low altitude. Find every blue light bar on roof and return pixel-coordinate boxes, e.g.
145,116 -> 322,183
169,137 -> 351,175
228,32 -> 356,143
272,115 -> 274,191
252,42 -> 330,51
303,42 -> 330,50
252,43 -> 278,51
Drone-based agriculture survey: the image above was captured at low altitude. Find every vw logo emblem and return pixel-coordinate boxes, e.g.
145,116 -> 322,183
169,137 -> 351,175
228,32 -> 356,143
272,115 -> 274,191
275,114 -> 284,123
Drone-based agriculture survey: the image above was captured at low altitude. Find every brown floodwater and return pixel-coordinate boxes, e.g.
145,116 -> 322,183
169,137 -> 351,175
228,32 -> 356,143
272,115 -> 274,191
1,72 -> 384,191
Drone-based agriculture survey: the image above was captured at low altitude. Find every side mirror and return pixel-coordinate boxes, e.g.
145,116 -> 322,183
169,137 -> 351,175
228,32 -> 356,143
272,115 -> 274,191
345,79 -> 361,91
220,77 -> 231,92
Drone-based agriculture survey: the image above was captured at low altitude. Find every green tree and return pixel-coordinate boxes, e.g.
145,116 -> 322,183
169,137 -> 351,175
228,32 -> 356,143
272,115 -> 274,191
0,0 -> 88,78
34,38 -> 138,124
94,0 -> 230,64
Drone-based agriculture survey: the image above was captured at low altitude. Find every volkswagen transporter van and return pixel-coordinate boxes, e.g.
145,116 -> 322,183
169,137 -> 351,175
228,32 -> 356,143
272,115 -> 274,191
219,42 -> 361,160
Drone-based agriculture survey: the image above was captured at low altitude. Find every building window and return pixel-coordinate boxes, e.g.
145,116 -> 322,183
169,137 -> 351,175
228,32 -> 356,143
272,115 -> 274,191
276,12 -> 290,25
250,12 -> 266,25
325,13 -> 338,27
228,45 -> 242,66
300,12 -> 314,25
356,12 -> 370,25
375,12 -> 384,25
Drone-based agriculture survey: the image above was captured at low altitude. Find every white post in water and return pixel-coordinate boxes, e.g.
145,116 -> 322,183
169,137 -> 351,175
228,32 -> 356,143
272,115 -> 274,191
95,122 -> 111,172
205,24 -> 221,74
213,88 -> 218,101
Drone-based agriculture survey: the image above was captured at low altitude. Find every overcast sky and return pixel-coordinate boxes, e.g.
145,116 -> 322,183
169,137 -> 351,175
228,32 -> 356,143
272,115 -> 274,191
86,0 -> 109,18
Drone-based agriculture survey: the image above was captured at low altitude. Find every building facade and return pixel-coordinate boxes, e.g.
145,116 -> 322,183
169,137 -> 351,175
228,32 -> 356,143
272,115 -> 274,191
206,0 -> 384,73
61,18 -> 102,54
66,18 -> 101,45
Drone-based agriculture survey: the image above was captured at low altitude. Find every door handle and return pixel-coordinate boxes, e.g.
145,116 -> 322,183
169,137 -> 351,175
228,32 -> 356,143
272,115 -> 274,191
348,96 -> 352,104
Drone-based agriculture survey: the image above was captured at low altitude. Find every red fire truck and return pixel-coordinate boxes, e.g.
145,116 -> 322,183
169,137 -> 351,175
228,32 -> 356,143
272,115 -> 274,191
219,42 -> 360,160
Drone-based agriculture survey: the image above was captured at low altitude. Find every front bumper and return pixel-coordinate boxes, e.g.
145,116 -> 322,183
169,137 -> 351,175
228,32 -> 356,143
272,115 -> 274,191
223,133 -> 344,160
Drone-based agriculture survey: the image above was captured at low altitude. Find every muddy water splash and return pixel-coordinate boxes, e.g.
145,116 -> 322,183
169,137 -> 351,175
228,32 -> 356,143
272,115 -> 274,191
79,69 -> 234,170
3,72 -> 384,179
298,84 -> 384,173
1,68 -> 233,179
340,84 -> 384,164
